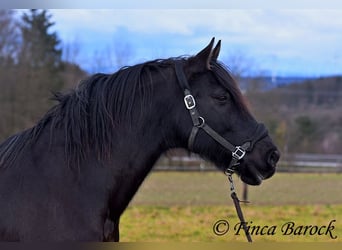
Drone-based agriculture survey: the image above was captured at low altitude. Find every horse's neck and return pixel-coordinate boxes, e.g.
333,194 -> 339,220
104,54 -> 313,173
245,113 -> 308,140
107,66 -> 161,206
104,124 -> 168,218
105,74 -> 186,215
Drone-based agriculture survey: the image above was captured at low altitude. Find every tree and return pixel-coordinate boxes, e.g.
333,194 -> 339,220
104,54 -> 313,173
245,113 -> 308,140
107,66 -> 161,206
15,9 -> 64,126
19,9 -> 62,73
0,10 -> 21,139
0,10 -> 89,141
222,51 -> 267,94
90,39 -> 134,73
62,39 -> 88,88
18,9 -> 64,98
113,39 -> 133,70
0,10 -> 19,66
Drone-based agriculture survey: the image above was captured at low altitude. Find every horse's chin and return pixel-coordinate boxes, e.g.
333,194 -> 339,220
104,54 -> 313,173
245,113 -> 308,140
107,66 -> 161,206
216,163 -> 264,186
211,152 -> 275,186
238,164 -> 274,186
240,173 -> 263,186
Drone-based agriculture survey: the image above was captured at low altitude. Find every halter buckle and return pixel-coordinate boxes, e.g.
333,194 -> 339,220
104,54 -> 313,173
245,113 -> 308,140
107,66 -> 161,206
184,94 -> 196,109
232,146 -> 246,160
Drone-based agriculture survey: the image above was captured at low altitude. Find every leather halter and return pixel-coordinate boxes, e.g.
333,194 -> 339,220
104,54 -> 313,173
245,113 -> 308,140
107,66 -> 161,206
174,61 -> 268,175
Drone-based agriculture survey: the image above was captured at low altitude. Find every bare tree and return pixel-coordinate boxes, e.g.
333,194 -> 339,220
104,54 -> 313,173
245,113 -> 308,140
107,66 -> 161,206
62,39 -> 87,88
90,38 -> 134,73
222,51 -> 268,93
223,51 -> 255,78
113,39 -> 134,70
63,38 -> 81,65
0,10 -> 21,140
0,10 -> 19,65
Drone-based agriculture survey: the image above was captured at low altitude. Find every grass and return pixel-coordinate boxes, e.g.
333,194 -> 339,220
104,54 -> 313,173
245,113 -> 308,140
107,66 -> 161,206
121,205 -> 342,242
119,172 -> 342,242
131,172 -> 342,205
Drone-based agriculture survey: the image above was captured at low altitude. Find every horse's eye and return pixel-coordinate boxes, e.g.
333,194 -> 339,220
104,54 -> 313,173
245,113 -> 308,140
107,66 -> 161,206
212,94 -> 228,103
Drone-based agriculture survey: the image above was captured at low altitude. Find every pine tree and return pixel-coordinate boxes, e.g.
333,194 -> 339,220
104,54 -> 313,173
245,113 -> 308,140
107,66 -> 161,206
19,9 -> 62,73
17,9 -> 64,124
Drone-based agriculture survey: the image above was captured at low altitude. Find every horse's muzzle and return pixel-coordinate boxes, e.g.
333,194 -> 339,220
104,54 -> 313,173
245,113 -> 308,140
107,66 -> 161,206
267,150 -> 280,168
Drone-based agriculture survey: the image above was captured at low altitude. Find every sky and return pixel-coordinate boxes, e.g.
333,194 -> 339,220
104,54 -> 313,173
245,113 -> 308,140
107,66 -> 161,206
13,2 -> 342,77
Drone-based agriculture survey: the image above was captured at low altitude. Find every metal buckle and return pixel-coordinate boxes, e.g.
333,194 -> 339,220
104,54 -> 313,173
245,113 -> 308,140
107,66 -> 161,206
184,94 -> 196,109
232,146 -> 246,160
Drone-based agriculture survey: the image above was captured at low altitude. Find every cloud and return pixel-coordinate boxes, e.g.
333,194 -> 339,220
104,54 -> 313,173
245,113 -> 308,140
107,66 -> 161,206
47,9 -> 342,76
50,9 -> 342,41
6,0 -> 342,9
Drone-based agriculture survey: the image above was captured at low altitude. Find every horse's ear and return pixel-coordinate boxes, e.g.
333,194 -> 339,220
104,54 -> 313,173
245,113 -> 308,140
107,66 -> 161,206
195,37 -> 215,69
187,38 -> 215,74
212,40 -> 221,61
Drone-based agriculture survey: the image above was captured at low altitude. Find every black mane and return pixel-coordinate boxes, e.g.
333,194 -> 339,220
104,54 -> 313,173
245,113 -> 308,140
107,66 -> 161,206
0,58 -> 180,169
0,58 -> 246,169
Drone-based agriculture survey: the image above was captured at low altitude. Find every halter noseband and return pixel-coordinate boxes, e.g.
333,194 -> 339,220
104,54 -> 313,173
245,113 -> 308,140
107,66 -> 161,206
175,61 -> 267,175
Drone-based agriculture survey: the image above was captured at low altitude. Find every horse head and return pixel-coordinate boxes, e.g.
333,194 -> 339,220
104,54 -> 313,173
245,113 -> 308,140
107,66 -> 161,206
174,38 -> 280,185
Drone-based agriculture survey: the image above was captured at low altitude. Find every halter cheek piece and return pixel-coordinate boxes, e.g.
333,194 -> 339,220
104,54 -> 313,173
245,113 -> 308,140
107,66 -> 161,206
175,61 -> 268,175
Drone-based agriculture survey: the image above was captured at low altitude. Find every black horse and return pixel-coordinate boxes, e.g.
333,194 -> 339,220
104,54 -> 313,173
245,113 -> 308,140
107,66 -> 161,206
0,38 -> 279,241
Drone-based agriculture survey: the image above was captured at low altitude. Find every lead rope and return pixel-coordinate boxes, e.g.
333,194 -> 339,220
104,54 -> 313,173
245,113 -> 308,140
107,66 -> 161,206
226,173 -> 253,242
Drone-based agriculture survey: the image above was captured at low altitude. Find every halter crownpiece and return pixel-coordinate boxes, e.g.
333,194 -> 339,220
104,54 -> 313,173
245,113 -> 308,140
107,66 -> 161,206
174,61 -> 268,175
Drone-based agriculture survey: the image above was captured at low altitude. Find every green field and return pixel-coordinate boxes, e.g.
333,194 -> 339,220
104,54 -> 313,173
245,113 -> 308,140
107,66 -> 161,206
120,172 -> 342,242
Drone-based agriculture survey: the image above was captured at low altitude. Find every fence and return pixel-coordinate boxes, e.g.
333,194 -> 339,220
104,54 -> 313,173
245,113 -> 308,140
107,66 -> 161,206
154,153 -> 342,173
277,153 -> 342,173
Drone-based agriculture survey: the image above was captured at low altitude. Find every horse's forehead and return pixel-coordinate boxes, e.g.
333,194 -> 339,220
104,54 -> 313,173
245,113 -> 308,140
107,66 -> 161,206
201,68 -> 236,92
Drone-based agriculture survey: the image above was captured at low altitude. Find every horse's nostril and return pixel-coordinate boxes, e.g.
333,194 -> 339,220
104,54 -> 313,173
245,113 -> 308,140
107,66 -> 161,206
268,150 -> 280,167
